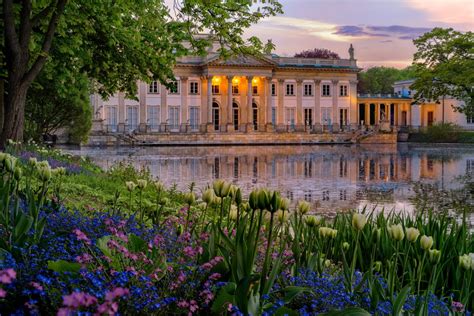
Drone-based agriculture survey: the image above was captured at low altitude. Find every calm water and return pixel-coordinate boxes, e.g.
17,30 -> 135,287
67,144 -> 474,216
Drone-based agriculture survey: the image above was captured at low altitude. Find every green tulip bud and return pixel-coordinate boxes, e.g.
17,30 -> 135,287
297,200 -> 311,215
406,227 -> 420,243
342,242 -> 350,251
137,179 -> 148,190
213,179 -> 225,197
28,157 -> 38,167
305,215 -> 318,227
176,224 -> 183,236
202,188 -> 215,205
269,191 -> 281,213
37,162 -> 52,182
241,202 -> 250,213
388,224 -> 404,241
276,210 -> 290,224
229,205 -> 238,221
14,166 -> 22,180
5,155 -> 16,173
126,181 -> 136,192
212,196 -> 222,205
235,188 -> 242,205
257,189 -> 270,210
249,190 -> 259,210
184,192 -> 196,205
324,259 -> 331,268
280,198 -> 290,211
160,197 -> 169,206
429,249 -> 441,264
420,235 -> 433,250
374,261 -> 382,272
352,213 -> 367,231
154,181 -> 165,192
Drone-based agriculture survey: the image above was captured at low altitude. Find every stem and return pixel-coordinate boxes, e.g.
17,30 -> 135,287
417,251 -> 427,295
260,212 -> 275,295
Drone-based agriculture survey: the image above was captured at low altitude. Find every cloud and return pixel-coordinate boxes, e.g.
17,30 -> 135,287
367,25 -> 432,39
405,0 -> 474,26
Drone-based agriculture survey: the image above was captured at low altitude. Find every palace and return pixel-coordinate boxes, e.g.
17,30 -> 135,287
89,44 -> 473,145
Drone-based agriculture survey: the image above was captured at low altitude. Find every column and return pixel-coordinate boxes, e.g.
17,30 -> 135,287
277,79 -> 284,128
266,76 -> 273,131
118,92 -> 125,132
200,76 -> 208,132
247,76 -> 253,132
349,80 -> 358,128
332,80 -> 339,131
160,83 -> 168,132
180,77 -> 188,132
296,79 -> 303,131
365,104 -> 369,126
138,82 -> 147,132
411,103 -> 421,130
227,75 -> 234,131
314,79 -> 321,131
375,103 -> 380,125
206,75 -> 213,132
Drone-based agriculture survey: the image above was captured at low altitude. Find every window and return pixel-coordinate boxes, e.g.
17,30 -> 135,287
272,107 -> 276,126
271,83 -> 276,96
147,106 -> 160,131
127,106 -> 138,131
321,108 -> 332,124
322,84 -> 331,96
252,85 -> 258,95
285,108 -> 296,128
232,84 -> 239,94
149,81 -> 159,94
212,84 -> 220,94
304,83 -> 313,96
189,81 -> 199,94
340,85 -> 348,97
467,113 -> 474,124
189,107 -> 200,130
286,83 -> 295,96
106,106 -> 117,131
168,81 -> 179,94
168,106 -> 180,130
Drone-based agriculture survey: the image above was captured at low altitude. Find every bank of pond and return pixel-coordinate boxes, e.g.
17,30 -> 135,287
0,142 -> 473,315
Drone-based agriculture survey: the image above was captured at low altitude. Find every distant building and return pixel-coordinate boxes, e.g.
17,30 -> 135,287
88,45 -> 473,143
392,79 -> 473,130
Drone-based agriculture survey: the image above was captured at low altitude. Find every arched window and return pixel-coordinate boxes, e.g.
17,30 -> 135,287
252,102 -> 258,131
233,102 -> 239,131
212,102 -> 220,131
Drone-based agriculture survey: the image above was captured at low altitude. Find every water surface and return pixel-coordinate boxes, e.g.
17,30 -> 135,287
67,144 -> 474,216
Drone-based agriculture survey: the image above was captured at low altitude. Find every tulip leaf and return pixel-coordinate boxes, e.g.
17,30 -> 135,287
48,260 -> 81,273
392,285 -> 411,316
319,307 -> 371,315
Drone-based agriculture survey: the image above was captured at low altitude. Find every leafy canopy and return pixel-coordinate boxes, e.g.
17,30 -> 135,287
411,28 -> 474,115
294,48 -> 340,59
357,66 -> 416,94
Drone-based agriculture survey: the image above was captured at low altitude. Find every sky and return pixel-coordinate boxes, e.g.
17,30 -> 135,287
244,0 -> 474,69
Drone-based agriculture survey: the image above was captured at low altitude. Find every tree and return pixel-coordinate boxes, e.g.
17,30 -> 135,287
411,28 -> 474,115
357,66 -> 416,94
25,60 -> 91,143
0,0 -> 282,147
294,48 -> 340,59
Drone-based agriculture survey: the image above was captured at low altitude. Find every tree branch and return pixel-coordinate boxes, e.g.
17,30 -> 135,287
19,0 -> 33,53
23,0 -> 67,86
31,3 -> 55,27
3,0 -> 21,59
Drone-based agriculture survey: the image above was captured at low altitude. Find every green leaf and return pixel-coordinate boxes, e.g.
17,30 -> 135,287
211,282 -> 236,314
392,285 -> 411,316
281,286 -> 311,304
274,306 -> 299,316
48,260 -> 81,273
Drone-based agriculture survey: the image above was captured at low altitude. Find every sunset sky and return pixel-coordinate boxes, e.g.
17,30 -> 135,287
245,0 -> 474,68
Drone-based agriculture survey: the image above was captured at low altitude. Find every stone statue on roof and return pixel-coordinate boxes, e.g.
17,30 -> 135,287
349,44 -> 354,60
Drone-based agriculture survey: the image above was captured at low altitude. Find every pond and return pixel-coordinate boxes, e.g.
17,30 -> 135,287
66,143 -> 474,216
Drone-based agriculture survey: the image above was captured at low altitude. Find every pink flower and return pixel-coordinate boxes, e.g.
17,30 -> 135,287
97,301 -> 119,315
0,288 -> 6,298
105,287 -> 129,301
209,273 -> 221,280
177,300 -> 189,308
62,292 -> 97,308
73,229 -> 91,245
30,282 -> 43,291
0,269 -> 16,284
75,253 -> 93,264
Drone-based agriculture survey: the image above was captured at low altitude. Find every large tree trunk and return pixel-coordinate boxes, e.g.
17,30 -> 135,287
0,82 -> 28,145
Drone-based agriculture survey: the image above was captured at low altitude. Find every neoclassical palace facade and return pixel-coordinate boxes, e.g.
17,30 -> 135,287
89,46 -> 473,140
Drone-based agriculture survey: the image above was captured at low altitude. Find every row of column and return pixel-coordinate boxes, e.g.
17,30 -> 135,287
358,102 -> 415,127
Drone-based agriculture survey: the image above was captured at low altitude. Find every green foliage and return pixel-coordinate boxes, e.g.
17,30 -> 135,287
410,123 -> 463,143
411,28 -> 474,115
25,58 -> 92,143
358,66 -> 416,94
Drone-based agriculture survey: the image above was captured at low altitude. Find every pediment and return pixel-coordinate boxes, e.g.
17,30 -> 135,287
206,54 -> 275,67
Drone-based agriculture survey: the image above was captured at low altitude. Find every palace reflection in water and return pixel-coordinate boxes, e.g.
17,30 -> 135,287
73,144 -> 474,214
